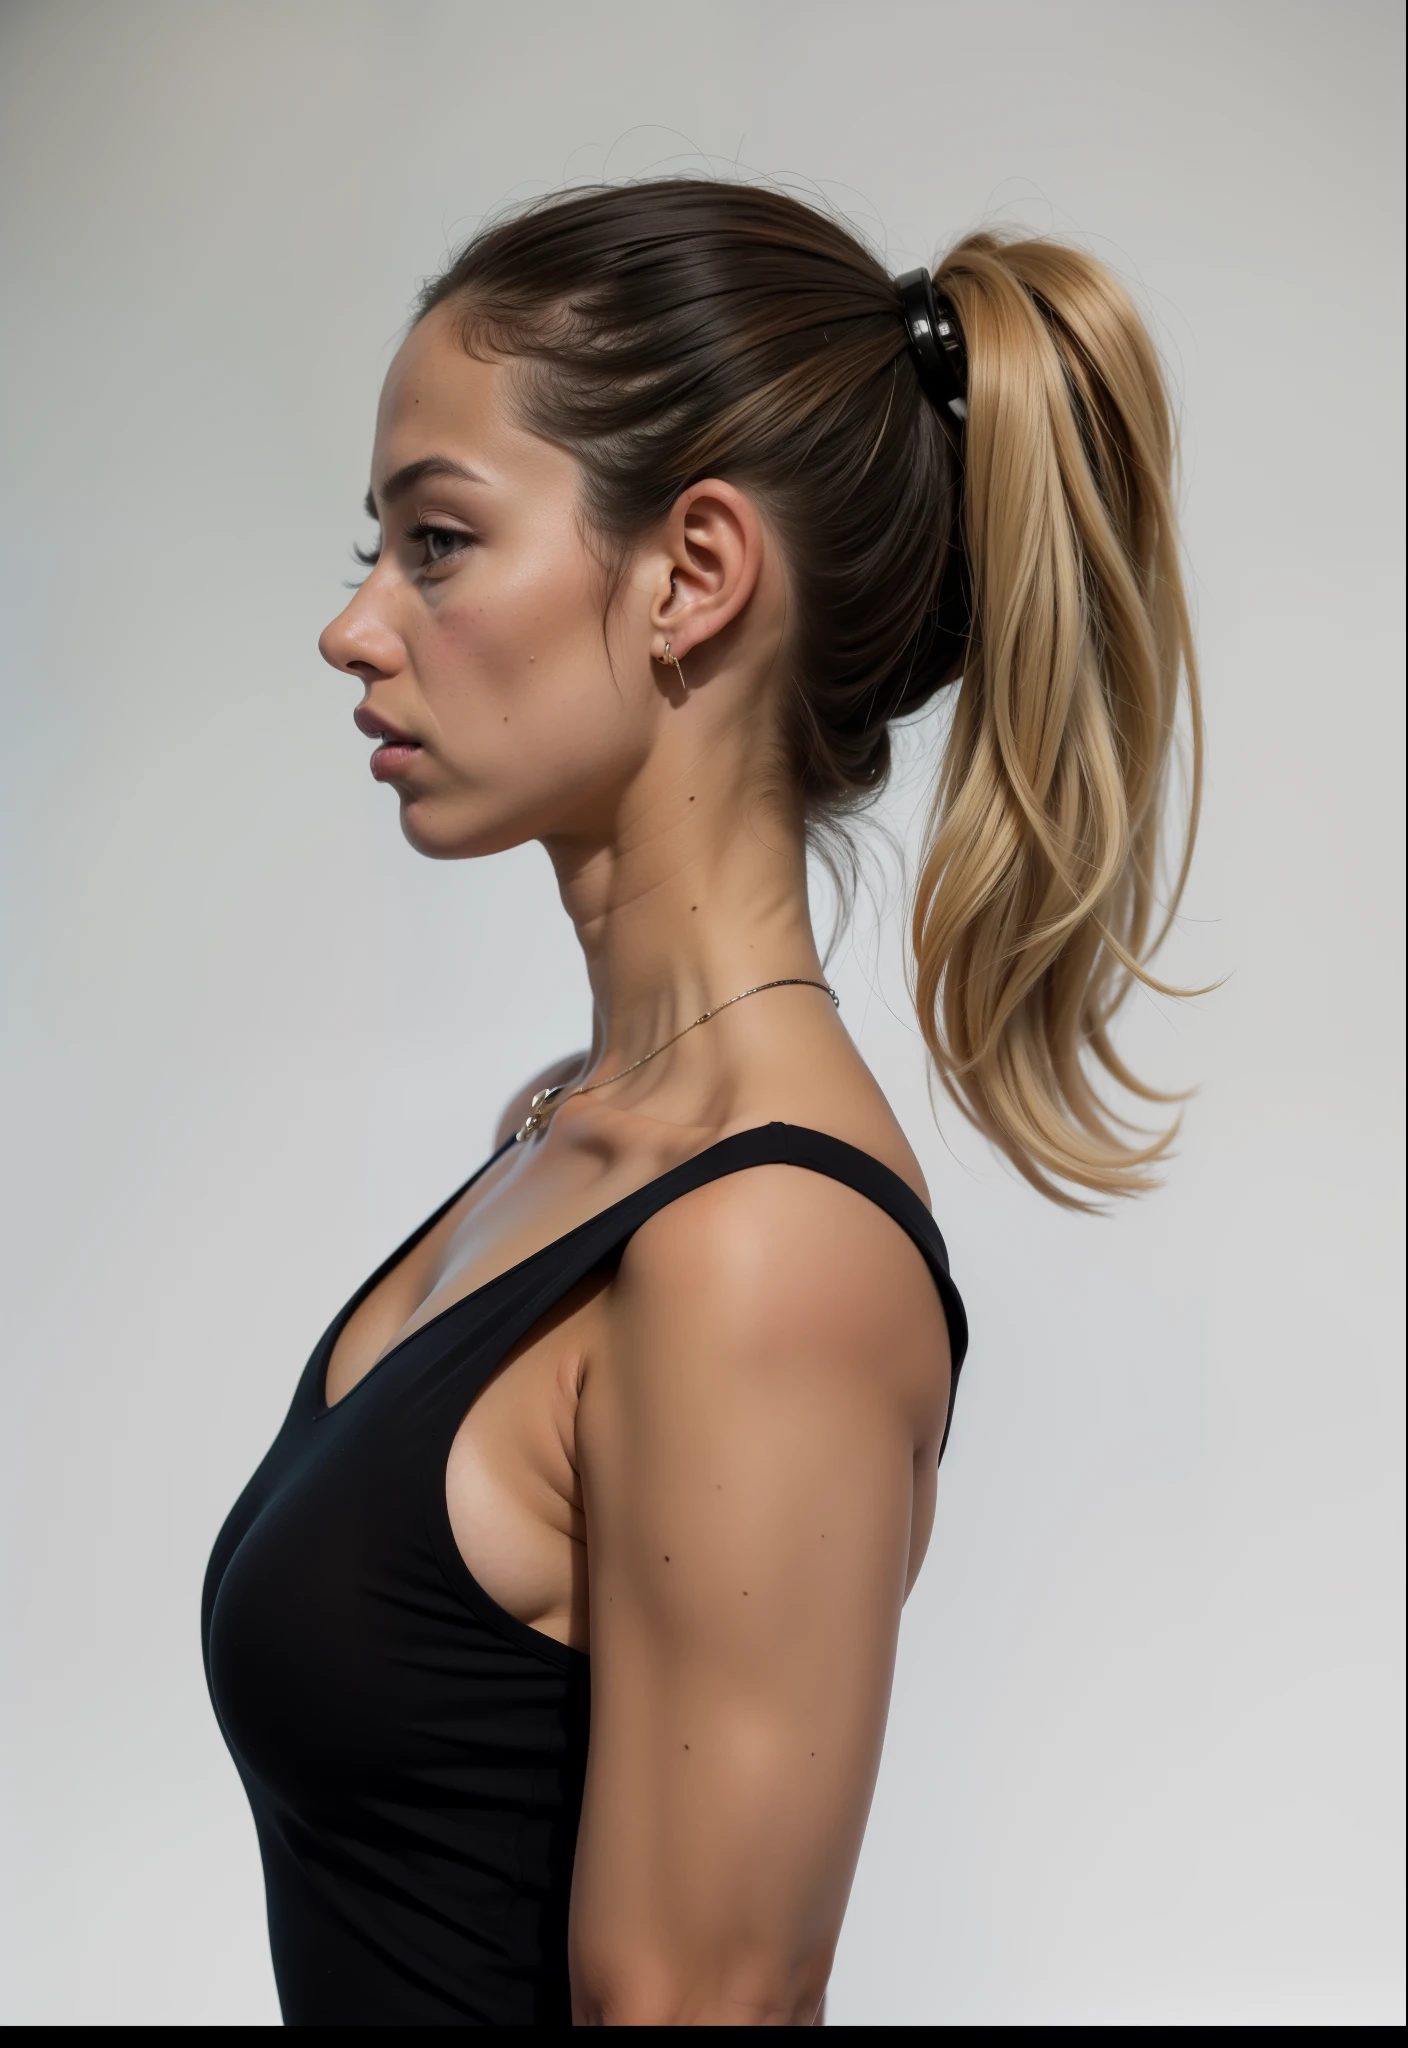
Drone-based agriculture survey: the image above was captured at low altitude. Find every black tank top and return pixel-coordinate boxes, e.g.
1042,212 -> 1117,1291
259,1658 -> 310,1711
202,1123 -> 969,2027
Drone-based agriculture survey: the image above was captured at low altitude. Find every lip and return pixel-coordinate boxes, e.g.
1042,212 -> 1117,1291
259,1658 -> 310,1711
354,703 -> 424,783
354,704 -> 418,745
368,740 -> 421,783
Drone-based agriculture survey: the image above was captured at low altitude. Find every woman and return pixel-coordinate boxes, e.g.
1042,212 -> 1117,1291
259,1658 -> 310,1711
201,179 -> 1199,2026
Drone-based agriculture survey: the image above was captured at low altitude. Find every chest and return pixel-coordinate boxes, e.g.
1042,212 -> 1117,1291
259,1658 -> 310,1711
204,1240 -> 601,1799
322,1140 -> 657,1410
321,1165 -> 614,1649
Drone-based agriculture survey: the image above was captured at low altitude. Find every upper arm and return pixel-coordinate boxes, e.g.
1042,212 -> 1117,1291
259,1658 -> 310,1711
571,1164 -> 950,2025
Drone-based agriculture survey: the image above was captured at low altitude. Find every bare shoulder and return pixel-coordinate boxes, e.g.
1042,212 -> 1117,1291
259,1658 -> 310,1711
600,1158 -> 951,1436
492,1051 -> 589,1149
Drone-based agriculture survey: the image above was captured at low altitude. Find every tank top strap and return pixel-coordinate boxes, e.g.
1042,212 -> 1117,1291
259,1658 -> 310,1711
551,1120 -> 969,1399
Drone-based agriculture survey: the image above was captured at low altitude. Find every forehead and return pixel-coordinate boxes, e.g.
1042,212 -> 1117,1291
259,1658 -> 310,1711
371,308 -> 532,484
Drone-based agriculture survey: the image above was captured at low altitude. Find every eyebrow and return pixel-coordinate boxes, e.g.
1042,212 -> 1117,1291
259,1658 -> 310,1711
364,456 -> 488,519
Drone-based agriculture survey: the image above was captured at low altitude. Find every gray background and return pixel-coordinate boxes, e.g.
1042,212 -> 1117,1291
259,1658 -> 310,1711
2,0 -> 1403,2025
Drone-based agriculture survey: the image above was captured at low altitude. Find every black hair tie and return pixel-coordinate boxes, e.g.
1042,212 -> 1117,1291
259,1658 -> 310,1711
896,269 -> 968,423
892,269 -> 971,690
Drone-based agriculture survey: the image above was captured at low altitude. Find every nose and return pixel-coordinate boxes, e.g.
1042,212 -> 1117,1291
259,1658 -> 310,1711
319,580 -> 405,683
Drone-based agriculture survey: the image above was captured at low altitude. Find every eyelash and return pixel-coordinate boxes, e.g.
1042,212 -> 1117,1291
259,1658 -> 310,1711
350,523 -> 474,576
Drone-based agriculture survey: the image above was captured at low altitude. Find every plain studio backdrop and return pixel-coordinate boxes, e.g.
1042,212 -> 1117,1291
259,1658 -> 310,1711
1,0 -> 1403,2027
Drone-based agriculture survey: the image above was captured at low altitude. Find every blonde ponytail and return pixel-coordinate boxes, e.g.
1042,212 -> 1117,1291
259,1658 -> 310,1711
913,233 -> 1203,1205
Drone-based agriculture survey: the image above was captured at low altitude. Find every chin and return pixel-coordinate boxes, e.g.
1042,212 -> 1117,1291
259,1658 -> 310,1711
396,795 -> 536,863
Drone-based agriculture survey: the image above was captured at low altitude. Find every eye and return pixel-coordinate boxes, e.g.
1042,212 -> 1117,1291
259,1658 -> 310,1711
405,521 -> 473,574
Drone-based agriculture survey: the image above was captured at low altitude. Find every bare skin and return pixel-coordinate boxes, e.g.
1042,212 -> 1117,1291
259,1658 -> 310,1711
317,307 -> 952,2026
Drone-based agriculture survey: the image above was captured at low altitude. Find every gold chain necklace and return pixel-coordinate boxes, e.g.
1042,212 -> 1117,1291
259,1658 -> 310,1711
514,977 -> 839,1143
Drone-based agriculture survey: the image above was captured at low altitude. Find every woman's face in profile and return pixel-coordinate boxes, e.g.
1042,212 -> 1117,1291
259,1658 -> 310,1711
319,307 -> 664,861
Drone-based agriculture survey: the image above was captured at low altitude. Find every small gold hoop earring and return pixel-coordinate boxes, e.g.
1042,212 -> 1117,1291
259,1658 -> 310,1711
656,640 -> 687,691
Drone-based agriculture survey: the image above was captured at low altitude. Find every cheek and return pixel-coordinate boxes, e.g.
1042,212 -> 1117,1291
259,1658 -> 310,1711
407,543 -> 650,822
421,547 -> 607,731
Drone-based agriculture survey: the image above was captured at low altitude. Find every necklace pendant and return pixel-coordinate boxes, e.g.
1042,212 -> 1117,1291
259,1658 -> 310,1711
515,1084 -> 565,1144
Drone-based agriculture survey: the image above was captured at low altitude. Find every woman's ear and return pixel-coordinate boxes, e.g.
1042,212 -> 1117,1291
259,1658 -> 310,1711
649,479 -> 766,664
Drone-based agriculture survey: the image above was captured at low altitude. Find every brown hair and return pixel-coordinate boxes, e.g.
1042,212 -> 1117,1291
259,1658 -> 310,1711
418,179 -> 1202,1205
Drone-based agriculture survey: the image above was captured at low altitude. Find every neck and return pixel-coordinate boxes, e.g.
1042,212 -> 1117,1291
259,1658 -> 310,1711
543,763 -> 823,1073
